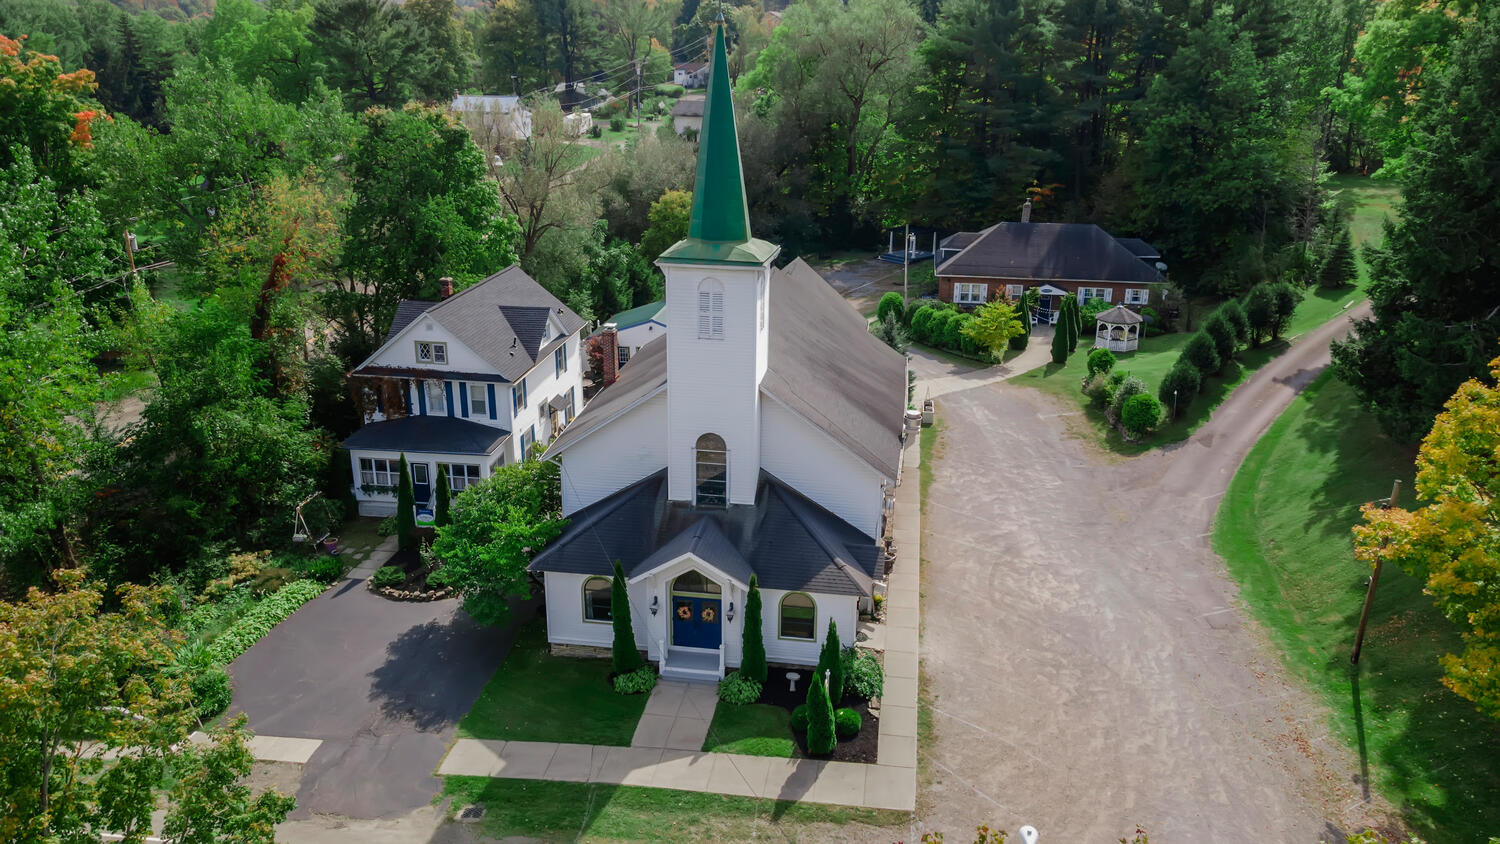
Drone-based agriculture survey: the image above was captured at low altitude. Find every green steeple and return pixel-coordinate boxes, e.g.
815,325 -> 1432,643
658,20 -> 779,266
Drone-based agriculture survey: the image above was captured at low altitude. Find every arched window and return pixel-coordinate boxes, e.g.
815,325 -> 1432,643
695,433 -> 727,507
779,593 -> 815,640
698,279 -> 724,339
672,570 -> 722,595
582,576 -> 612,622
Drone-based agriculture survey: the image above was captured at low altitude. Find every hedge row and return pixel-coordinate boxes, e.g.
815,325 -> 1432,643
204,579 -> 326,665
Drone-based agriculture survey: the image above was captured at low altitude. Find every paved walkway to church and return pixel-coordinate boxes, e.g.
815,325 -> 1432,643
435,434 -> 924,811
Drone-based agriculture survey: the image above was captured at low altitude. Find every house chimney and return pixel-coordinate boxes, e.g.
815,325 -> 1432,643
1020,198 -> 1032,223
439,276 -> 454,299
599,323 -> 620,388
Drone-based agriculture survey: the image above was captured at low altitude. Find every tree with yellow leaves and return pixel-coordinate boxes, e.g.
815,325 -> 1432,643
1354,353 -> 1500,718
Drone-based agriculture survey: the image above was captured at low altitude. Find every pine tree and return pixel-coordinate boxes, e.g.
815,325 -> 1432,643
1317,224 -> 1358,288
434,465 -> 452,527
741,575 -> 767,684
396,454 -> 416,551
817,618 -> 845,705
805,667 -> 836,755
611,560 -> 643,674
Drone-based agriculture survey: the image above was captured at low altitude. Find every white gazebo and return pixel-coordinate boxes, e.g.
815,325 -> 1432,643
1094,304 -> 1144,352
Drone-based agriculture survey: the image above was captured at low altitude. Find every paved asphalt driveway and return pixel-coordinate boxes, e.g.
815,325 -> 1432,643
227,575 -> 529,820
917,307 -> 1388,841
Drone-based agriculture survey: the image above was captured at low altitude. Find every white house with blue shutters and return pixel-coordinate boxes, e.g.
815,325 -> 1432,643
343,266 -> 586,518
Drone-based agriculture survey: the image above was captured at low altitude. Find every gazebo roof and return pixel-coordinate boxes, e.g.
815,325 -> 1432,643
1095,304 -> 1144,325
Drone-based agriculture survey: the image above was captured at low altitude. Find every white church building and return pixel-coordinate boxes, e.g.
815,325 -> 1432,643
530,23 -> 907,681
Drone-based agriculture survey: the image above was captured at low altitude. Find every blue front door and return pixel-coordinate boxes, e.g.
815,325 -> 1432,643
671,596 -> 722,649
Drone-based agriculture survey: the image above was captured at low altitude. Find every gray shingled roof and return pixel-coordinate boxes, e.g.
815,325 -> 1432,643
1095,304 -> 1145,325
342,416 -> 509,455
529,470 -> 878,596
357,266 -> 585,383
544,336 -> 667,457
937,222 -> 1166,284
386,301 -> 437,342
1114,237 -> 1160,261
762,258 -> 905,480
672,95 -> 705,117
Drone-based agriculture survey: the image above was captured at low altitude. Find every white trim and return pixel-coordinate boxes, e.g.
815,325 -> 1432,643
541,381 -> 668,460
759,390 -> 896,484
625,552 -> 750,593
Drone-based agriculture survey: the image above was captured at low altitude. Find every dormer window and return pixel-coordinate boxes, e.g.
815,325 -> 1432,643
416,341 -> 447,365
698,280 -> 724,340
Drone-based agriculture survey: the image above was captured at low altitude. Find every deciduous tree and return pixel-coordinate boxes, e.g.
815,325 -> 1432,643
961,300 -> 1024,360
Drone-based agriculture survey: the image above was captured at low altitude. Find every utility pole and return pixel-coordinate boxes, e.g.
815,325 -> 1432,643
123,230 -> 137,277
1351,479 -> 1401,665
903,222 -> 910,303
635,58 -> 642,130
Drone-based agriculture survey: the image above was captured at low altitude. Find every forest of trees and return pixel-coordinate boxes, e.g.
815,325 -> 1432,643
0,0 -> 1494,597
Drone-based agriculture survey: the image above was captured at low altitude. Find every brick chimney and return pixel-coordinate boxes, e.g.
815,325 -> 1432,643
439,276 -> 454,299
599,323 -> 620,388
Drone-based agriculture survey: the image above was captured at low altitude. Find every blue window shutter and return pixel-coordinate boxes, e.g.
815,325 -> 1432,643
416,382 -> 427,415
487,384 -> 497,420
444,382 -> 455,417
402,381 -> 412,414
459,382 -> 469,418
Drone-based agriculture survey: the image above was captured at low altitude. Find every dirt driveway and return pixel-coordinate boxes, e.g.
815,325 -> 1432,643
916,307 -> 1389,842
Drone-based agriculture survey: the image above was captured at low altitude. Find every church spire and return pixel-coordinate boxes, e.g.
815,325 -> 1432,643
658,19 -> 778,266
688,20 -> 751,243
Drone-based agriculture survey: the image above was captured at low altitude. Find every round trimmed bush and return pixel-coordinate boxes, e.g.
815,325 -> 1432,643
1219,300 -> 1250,345
1181,331 -> 1221,377
790,703 -> 810,731
613,665 -> 657,695
717,671 -> 762,705
1086,348 -> 1116,379
877,291 -> 904,325
909,305 -> 935,342
1109,375 -> 1148,418
834,707 -> 862,740
1203,312 -> 1236,362
1121,393 -> 1163,437
371,565 -> 405,589
191,665 -> 233,722
1158,361 -> 1201,415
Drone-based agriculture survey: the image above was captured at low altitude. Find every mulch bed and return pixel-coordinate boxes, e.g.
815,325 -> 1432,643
758,668 -> 880,764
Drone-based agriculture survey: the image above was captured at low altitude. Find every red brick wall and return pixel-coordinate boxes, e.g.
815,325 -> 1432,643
938,276 -> 1162,307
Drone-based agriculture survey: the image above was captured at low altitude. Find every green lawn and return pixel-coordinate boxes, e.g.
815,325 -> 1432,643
457,619 -> 647,746
701,703 -> 796,758
1013,332 -> 1286,453
1213,373 -> 1500,842
441,777 -> 906,842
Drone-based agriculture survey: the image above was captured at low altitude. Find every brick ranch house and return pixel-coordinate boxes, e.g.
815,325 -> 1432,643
936,221 -> 1168,324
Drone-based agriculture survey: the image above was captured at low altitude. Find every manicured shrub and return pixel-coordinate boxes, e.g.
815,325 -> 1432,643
1181,331 -> 1221,376
717,671 -> 762,705
804,669 -> 836,755
1219,300 -> 1250,345
817,619 -> 844,706
191,665 -> 232,722
1084,371 -> 1123,410
396,454 -> 416,551
909,305 -> 935,341
877,292 -> 904,325
609,115 -> 626,132
1062,295 -> 1081,347
435,465 -> 452,527
1050,318 -> 1071,364
204,579 -> 324,664
741,575 -> 766,684
1120,393 -> 1163,437
834,707 -> 862,740
612,665 -> 657,695
304,556 -> 344,584
845,648 -> 883,699
790,703 -> 809,731
1158,361 -> 1201,415
377,516 -> 397,537
1086,348 -> 1116,379
901,298 -> 923,328
1009,307 -> 1031,350
1203,312 -> 1237,362
936,310 -> 966,350
1109,375 -> 1147,418
611,560 -> 644,674
424,565 -> 453,589
371,565 -> 405,589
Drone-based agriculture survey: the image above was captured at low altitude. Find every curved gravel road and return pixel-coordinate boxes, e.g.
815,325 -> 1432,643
917,304 -> 1389,842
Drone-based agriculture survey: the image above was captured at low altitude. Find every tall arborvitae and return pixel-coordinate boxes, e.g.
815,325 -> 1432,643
741,575 -> 767,684
434,464 -> 452,527
817,618 -> 845,705
611,560 -> 644,674
396,453 -> 416,551
805,667 -> 837,755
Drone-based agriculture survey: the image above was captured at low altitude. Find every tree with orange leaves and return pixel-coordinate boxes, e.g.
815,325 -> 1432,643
1353,352 -> 1500,719
0,34 -> 100,189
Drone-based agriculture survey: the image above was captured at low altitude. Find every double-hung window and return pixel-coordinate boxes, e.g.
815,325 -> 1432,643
1124,288 -> 1149,305
520,426 -> 535,458
512,378 -> 527,413
554,345 -> 567,375
953,282 -> 988,305
359,458 -> 396,488
565,388 -> 576,423
425,381 -> 446,414
415,341 -> 447,365
1079,287 -> 1113,304
618,346 -> 631,367
437,463 -> 481,492
1005,284 -> 1025,301
469,383 -> 487,417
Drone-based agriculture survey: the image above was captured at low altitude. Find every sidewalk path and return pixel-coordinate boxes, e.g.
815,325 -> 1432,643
631,681 -> 716,750
908,328 -> 1055,402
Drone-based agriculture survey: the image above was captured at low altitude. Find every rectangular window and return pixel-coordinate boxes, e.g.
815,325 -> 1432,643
953,282 -> 988,305
1005,284 -> 1024,301
437,463 -> 481,492
1079,287 -> 1114,304
520,426 -> 534,458
415,341 -> 448,365
512,378 -> 527,413
617,346 -> 631,368
469,383 -> 487,417
358,457 -> 396,488
554,345 -> 567,375
565,388 -> 576,423
425,381 -> 446,414
1124,288 -> 1149,305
